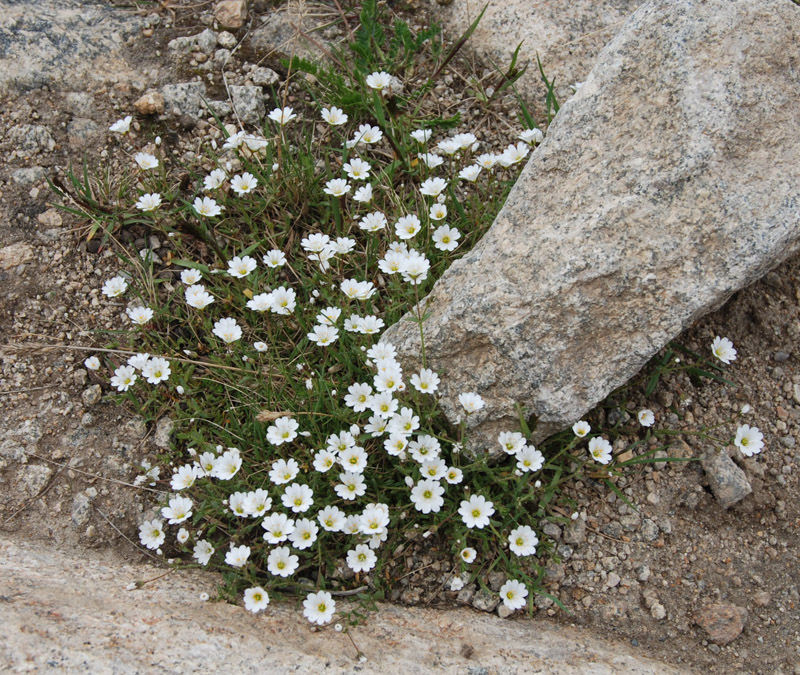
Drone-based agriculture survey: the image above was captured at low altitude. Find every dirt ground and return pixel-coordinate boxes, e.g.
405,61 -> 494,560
0,2 -> 798,673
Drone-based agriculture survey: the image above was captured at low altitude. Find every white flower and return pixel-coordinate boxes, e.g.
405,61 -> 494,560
366,71 -> 393,91
266,417 -> 299,446
142,357 -> 171,384
339,446 -> 368,473
270,286 -> 296,314
458,392 -> 485,414
458,494 -> 494,529
395,214 -> 421,240
109,116 -> 132,134
244,488 -> 272,517
359,503 -> 390,535
134,152 -> 159,170
102,275 -> 128,297
317,505 -> 346,532
410,128 -> 432,143
519,128 -> 544,144
419,177 -> 448,197
343,158 -> 371,180
289,518 -> 319,550
303,591 -> 335,625
359,211 -> 388,233
84,356 -> 101,370
408,435 -> 441,463
110,365 -> 137,392
445,466 -> 463,484
268,106 -> 297,125
227,255 -> 257,278
261,512 -> 295,543
307,324 -> 339,346
418,152 -> 444,169
262,249 -> 287,268
269,457 -> 300,485
317,306 -> 342,326
267,546 -> 299,577
211,448 -> 242,479
180,268 -> 203,285
452,132 -> 477,150
458,164 -> 482,182
572,420 -> 591,437
323,178 -> 351,197
313,449 -> 337,473
335,471 -> 366,500
345,382 -> 373,412
321,106 -> 348,125
203,168 -> 227,190
347,544 -> 377,573
353,183 -> 373,203
161,495 -> 193,524
450,576 -> 465,592
369,391 -> 398,419
429,203 -> 447,221
499,579 -> 528,610
460,547 -> 477,563
734,424 -> 764,457
508,525 -> 538,556
711,336 -> 737,364
231,172 -> 258,196
498,431 -> 526,455
193,196 -> 223,217
409,368 -> 440,394
176,528 -> 190,544
138,519 -> 165,550
388,407 -> 420,436
432,224 -> 460,251
254,341 -> 268,353
244,587 -> 270,613
498,141 -> 530,166
193,540 -> 214,565
212,317 -> 242,343
135,193 -> 162,212
410,479 -> 445,514
281,482 -> 314,513
588,437 -> 613,464
437,138 -> 461,155
351,124 -> 383,146
475,153 -> 498,169
225,544 -> 251,568
246,292 -> 273,312
516,445 -> 544,473
638,409 -> 655,427
185,284 -> 214,309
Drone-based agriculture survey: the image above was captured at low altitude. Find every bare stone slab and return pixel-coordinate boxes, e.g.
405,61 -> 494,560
421,0 -> 642,102
0,0 -> 144,95
0,534 -> 683,674
383,0 -> 800,451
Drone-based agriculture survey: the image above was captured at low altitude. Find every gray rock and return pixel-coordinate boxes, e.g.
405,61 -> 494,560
154,417 -> 174,450
161,82 -> 207,119
563,518 -> 586,545
640,518 -> 659,542
65,91 -> 94,116
0,0 -> 144,95
650,602 -> 667,620
229,85 -> 266,124
11,167 -> 46,185
67,117 -> 99,148
70,492 -> 92,529
471,587 -> 501,613
541,520 -> 562,540
7,125 -> 56,156
217,31 -> 238,49
251,5 -> 330,62
383,0 -> 800,451
19,464 -> 52,498
206,100 -> 233,118
701,450 -> 752,508
250,66 -> 279,87
168,29 -> 218,55
81,384 -> 103,407
419,0 -> 642,103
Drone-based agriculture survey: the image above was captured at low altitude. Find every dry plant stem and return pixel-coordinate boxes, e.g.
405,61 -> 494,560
23,452 -> 163,494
